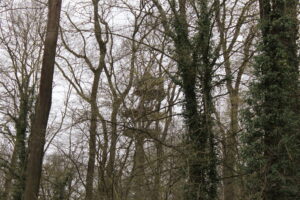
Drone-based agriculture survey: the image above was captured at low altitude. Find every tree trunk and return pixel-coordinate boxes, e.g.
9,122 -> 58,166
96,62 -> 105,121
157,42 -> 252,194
199,0 -> 218,197
223,90 -> 239,200
171,3 -> 206,199
244,0 -> 299,199
12,95 -> 29,200
3,96 -> 29,200
85,69 -> 101,200
23,0 -> 62,199
3,145 -> 17,200
150,0 -> 210,197
106,112 -> 118,200
153,141 -> 162,200
260,1 -> 299,199
133,135 -> 146,200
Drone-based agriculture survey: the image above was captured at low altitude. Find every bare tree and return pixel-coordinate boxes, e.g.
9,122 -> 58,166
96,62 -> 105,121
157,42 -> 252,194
0,1 -> 46,199
214,0 -> 258,199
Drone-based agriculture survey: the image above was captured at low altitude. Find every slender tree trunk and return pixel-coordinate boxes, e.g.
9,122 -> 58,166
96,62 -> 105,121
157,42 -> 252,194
85,69 -> 101,200
23,1 -> 62,199
106,111 -> 118,200
153,141 -> 162,200
199,0 -> 218,197
133,135 -> 145,200
152,101 -> 163,200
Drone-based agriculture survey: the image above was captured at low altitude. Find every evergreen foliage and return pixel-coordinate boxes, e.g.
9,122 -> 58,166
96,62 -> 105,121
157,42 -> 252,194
242,1 -> 299,199
180,0 -> 219,199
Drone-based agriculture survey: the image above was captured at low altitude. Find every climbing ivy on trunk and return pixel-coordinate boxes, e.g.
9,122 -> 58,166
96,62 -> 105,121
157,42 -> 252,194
243,0 -> 299,199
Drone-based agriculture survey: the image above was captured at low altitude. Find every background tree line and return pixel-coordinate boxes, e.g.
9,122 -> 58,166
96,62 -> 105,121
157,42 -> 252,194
0,0 -> 298,200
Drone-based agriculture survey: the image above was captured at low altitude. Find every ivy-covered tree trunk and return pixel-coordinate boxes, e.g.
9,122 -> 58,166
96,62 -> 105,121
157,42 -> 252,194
3,91 -> 31,200
184,0 -> 217,199
171,3 -> 204,199
197,0 -> 218,198
152,0 -> 218,199
160,0 -> 218,199
244,0 -> 299,199
11,94 -> 30,200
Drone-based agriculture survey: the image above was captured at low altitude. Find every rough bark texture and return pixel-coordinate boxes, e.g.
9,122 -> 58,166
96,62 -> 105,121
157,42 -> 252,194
23,0 -> 62,199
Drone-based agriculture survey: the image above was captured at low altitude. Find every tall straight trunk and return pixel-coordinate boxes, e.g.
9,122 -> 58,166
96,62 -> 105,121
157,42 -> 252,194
153,102 -> 163,200
153,141 -> 162,200
85,69 -> 101,200
106,111 -> 118,200
223,90 -> 239,200
23,0 -> 62,199
198,0 -> 217,197
133,135 -> 146,200
201,67 -> 217,200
